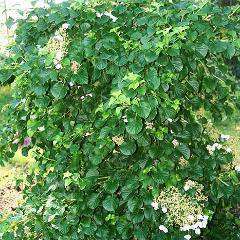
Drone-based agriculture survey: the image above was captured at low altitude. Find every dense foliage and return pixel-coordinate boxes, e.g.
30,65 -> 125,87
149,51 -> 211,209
0,0 -> 240,239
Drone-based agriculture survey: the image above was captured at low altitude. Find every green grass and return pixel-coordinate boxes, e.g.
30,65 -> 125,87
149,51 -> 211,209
217,113 -> 240,136
216,113 -> 240,165
0,85 -> 36,167
0,85 -> 11,123
0,85 -> 11,106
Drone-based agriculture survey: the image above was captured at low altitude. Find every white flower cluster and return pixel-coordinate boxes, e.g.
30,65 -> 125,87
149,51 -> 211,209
206,143 -> 222,155
146,122 -> 154,129
153,205 -> 208,238
54,50 -> 64,70
30,15 -> 38,22
43,23 -> 69,70
220,134 -> 230,142
225,147 -> 232,153
96,12 -> 118,22
62,23 -> 69,30
151,202 -> 169,234
80,93 -> 93,100
112,136 -> 124,146
206,142 -> 232,155
159,225 -> 168,233
30,114 -> 37,120
122,115 -> 128,123
151,186 -> 208,239
235,165 -> 240,173
180,214 -> 208,237
179,156 -> 188,167
53,30 -> 67,70
38,126 -> 45,132
172,139 -> 179,148
151,201 -> 158,210
183,180 -> 196,192
71,61 -> 80,74
151,201 -> 168,213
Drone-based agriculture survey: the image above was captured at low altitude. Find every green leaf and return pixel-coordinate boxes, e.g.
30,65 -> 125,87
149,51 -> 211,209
136,133 -> 150,147
146,67 -> 160,90
226,44 -> 235,59
75,65 -> 88,84
104,180 -> 119,194
219,181 -> 234,198
86,168 -> 99,178
188,80 -> 199,91
33,86 -> 46,96
126,117 -> 143,135
103,196 -> 118,212
51,83 -> 67,99
96,59 -> 107,70
211,41 -> 228,53
89,155 -> 102,165
134,101 -> 151,119
120,140 -> 137,156
88,193 -> 100,209
5,17 -> 14,29
80,22 -> 91,32
171,58 -> 183,72
134,228 -> 147,240
132,213 -> 144,224
121,180 -> 139,200
178,144 -> 190,159
196,44 -> 208,57
127,198 -> 137,212
144,51 -> 158,63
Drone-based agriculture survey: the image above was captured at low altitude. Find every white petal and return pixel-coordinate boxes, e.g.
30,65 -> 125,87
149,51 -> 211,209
195,228 -> 201,235
151,202 -> 159,210
235,165 -> 240,172
62,23 -> 69,29
161,207 -> 168,213
55,63 -> 62,70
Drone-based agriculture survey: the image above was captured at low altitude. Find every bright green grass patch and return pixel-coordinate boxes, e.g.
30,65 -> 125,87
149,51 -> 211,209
0,85 -> 11,123
0,85 -> 11,108
216,113 -> 240,165
0,85 -> 36,166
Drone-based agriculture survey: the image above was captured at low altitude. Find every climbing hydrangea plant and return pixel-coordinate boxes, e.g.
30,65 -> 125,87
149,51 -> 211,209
0,0 -> 240,239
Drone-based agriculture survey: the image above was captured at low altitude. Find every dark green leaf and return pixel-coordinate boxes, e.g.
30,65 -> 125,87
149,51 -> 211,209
171,58 -> 183,72
103,196 -> 118,212
178,144 -> 190,159
51,83 -> 67,99
120,140 -> 137,156
146,67 -> 159,90
88,193 -> 100,209
126,117 -> 143,135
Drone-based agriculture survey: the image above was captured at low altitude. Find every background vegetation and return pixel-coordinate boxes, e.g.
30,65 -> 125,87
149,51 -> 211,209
0,0 -> 240,239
